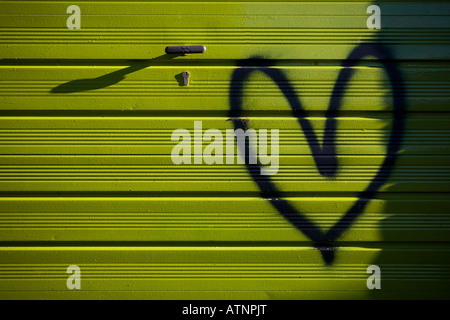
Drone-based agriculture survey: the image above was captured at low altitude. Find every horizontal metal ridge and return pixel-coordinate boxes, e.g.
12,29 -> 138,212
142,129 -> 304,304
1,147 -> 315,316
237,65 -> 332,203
1,29 -> 449,45
0,264 -> 448,280
0,129 -> 447,146
0,214 -> 449,228
0,166 -> 447,179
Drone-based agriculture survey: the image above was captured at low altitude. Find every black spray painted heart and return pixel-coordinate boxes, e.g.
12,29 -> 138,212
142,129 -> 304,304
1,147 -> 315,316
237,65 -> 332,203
229,43 -> 406,264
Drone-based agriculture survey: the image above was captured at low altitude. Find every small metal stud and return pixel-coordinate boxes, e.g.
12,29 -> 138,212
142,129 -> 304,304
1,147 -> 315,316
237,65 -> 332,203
182,72 -> 190,86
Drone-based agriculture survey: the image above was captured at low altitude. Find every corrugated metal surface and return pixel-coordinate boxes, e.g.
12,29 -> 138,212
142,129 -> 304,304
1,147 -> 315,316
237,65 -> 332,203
0,0 -> 449,299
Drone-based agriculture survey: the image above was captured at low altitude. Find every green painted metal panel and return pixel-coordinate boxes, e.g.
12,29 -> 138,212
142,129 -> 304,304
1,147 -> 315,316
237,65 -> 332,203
0,0 -> 449,299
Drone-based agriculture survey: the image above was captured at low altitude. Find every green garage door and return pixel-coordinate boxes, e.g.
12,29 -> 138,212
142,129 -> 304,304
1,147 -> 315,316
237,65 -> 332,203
0,0 -> 449,299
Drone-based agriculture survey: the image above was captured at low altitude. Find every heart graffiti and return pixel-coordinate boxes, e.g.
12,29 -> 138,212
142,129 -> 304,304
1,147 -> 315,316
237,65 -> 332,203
229,43 -> 406,264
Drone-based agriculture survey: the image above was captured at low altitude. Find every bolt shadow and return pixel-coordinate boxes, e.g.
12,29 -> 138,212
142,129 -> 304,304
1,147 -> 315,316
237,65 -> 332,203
51,54 -> 182,94
174,72 -> 186,87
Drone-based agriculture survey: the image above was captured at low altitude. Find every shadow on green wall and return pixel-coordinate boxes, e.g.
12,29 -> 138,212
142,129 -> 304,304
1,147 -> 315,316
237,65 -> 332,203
50,54 -> 181,94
